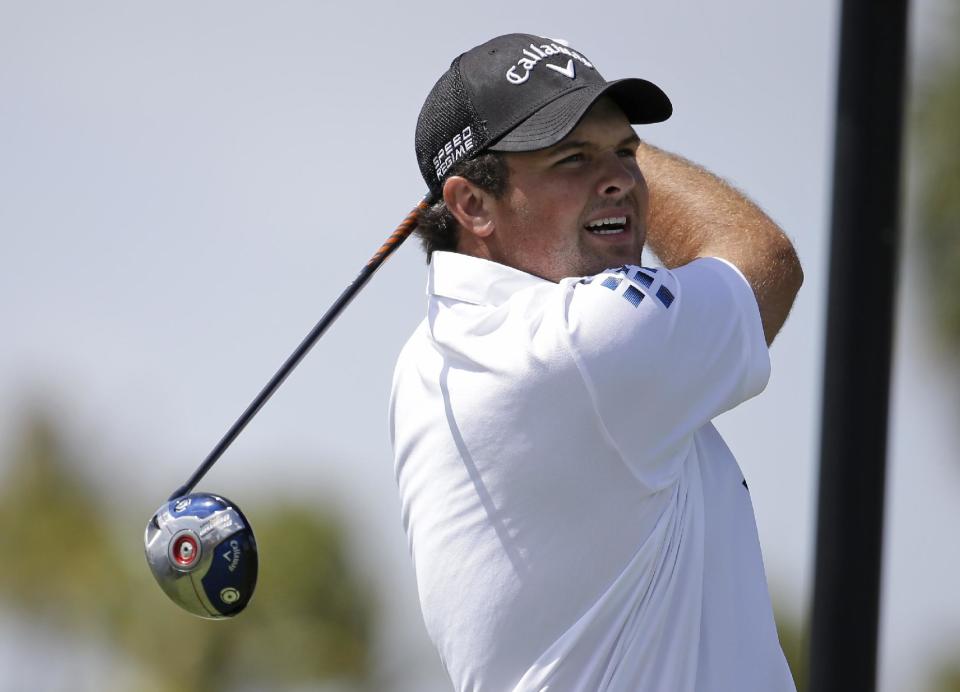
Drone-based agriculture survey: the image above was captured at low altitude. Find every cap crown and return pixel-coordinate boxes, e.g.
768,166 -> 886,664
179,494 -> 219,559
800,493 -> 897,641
415,34 -> 605,194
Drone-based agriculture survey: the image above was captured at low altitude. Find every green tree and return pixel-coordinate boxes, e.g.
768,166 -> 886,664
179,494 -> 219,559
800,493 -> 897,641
0,412 -> 119,626
915,5 -> 960,354
912,8 -> 960,690
0,409 -> 375,691
774,604 -> 807,692
931,661 -> 960,692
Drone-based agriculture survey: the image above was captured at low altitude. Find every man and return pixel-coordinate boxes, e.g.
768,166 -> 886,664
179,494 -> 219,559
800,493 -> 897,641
390,33 -> 803,692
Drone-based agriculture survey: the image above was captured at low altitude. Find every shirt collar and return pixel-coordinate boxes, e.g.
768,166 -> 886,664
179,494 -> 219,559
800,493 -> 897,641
427,251 -> 548,306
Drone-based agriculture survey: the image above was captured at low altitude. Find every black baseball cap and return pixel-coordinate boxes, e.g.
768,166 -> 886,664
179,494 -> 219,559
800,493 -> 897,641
415,33 -> 672,195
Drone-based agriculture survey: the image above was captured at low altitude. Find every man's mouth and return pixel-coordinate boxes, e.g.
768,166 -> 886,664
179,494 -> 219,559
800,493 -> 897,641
584,216 -> 628,235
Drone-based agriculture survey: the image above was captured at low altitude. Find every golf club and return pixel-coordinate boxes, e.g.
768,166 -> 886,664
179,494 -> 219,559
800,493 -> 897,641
145,192 -> 436,618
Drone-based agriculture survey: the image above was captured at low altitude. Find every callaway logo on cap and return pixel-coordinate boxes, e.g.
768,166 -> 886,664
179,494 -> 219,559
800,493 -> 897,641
415,33 -> 672,195
503,38 -> 594,84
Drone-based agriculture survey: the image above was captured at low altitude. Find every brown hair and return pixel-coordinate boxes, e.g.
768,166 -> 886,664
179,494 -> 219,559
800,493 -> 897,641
415,153 -> 510,260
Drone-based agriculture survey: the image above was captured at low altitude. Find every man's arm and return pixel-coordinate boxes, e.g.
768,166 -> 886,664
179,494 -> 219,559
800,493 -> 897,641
636,142 -> 803,345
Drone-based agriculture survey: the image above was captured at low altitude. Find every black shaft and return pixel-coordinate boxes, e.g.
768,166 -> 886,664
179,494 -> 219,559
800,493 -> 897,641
168,193 -> 436,501
808,0 -> 908,689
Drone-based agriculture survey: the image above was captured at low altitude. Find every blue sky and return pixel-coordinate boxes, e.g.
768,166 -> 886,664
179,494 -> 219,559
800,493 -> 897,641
1,1 -> 957,690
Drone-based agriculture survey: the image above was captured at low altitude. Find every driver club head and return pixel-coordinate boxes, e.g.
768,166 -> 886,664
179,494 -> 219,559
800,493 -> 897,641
144,492 -> 258,619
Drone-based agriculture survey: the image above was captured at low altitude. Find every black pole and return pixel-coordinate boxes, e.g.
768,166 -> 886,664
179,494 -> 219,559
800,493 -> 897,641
808,1 -> 909,690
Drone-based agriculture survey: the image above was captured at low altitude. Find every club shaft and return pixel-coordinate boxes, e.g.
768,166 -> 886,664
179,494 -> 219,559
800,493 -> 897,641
168,193 -> 435,501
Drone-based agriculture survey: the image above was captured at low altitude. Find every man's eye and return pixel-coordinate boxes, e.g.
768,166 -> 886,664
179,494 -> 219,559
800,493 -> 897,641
557,153 -> 585,164
617,148 -> 637,157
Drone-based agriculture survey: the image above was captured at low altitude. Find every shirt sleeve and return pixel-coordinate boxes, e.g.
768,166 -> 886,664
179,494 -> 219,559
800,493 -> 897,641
560,257 -> 770,488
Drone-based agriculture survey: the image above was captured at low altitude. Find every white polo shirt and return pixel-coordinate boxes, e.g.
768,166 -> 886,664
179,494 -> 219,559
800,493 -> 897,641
389,251 -> 796,692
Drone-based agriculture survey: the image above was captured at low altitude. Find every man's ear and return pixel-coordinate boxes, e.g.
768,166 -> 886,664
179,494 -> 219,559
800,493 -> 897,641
443,176 -> 495,238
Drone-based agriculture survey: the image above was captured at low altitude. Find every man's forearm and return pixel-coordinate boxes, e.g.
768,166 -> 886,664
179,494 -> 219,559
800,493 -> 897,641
636,142 -> 803,345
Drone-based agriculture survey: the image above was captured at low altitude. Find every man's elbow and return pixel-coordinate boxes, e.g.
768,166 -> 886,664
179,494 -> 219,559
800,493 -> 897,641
779,243 -> 804,302
759,241 -> 803,346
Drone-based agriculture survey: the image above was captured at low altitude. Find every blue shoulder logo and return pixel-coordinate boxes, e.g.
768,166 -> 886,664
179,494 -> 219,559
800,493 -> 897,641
580,266 -> 673,309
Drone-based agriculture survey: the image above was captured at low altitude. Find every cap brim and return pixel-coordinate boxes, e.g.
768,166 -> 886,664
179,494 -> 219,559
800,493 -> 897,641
488,78 -> 671,153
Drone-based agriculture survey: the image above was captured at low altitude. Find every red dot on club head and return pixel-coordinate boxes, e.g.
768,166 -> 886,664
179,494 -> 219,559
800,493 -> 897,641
172,534 -> 199,567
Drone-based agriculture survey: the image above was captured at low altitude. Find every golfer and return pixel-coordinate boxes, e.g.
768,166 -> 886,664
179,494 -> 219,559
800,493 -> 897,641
390,33 -> 802,692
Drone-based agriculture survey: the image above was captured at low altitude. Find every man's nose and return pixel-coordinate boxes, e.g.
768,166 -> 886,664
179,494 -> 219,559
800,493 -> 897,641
596,154 -> 640,197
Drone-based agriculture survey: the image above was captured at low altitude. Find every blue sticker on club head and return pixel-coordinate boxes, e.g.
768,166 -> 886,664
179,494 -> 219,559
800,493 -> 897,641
200,529 -> 258,616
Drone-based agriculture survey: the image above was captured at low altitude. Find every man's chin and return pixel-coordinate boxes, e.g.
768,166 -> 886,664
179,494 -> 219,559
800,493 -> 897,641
586,249 -> 643,275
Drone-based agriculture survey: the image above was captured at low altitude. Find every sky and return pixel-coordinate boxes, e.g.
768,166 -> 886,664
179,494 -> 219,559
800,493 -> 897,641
1,1 -> 957,690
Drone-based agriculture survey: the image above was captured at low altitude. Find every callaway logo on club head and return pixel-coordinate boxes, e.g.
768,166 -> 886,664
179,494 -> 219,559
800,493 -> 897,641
505,39 -> 594,85
222,539 -> 242,572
